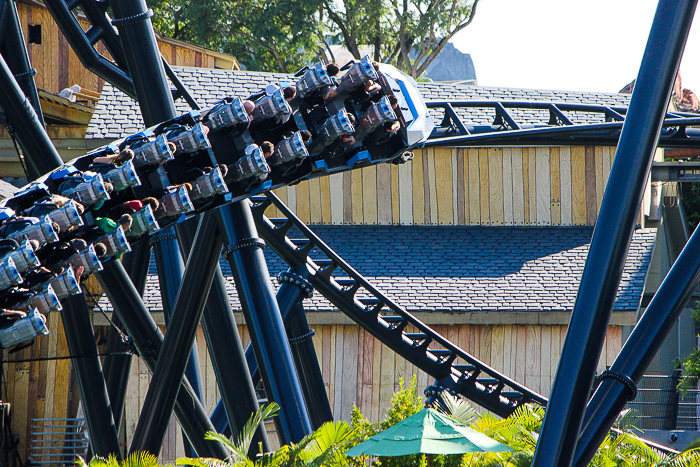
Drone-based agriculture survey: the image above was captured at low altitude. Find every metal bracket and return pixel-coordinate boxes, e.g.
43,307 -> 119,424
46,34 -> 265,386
288,328 -> 315,345
148,231 -> 178,245
596,370 -> 638,401
14,68 -> 37,80
222,238 -> 266,257
278,271 -> 314,298
111,9 -> 154,27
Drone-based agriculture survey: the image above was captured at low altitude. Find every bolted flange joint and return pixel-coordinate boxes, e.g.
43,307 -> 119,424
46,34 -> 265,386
278,271 -> 314,298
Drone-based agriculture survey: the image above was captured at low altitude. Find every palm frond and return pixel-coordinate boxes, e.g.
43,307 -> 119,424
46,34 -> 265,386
175,457 -> 232,467
87,454 -> 120,467
682,436 -> 700,453
436,392 -> 477,425
235,402 -> 280,460
202,403 -> 279,464
122,452 -> 160,467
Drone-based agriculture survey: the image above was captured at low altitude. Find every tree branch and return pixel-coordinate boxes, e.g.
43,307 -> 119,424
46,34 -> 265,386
415,0 -> 481,77
323,0 -> 362,59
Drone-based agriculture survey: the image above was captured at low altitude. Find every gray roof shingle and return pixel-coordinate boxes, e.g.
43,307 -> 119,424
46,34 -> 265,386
100,225 -> 655,313
86,67 -> 632,140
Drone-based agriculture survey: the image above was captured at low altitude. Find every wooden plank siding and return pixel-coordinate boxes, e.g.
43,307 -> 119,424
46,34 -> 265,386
4,321 -> 623,462
15,2 -> 232,98
279,146 -> 615,227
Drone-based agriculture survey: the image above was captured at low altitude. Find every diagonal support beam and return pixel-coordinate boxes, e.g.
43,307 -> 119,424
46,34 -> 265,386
129,211 -> 222,456
177,217 -> 269,455
96,261 -> 228,459
102,242 -> 151,434
0,52 -> 61,179
572,219 -> 700,467
60,294 -> 122,458
532,2 -> 698,466
0,0 -> 45,127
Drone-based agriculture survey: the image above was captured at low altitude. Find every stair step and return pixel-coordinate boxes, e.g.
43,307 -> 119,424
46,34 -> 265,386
268,218 -> 289,226
313,258 -> 334,268
501,392 -> 524,399
359,298 -> 380,306
335,278 -> 356,287
405,333 -> 428,341
454,364 -> 476,374
250,196 -> 268,203
429,349 -> 453,357
477,378 -> 500,387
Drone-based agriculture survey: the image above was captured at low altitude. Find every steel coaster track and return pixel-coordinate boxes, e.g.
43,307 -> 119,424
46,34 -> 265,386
426,100 -> 700,148
249,193 -> 547,418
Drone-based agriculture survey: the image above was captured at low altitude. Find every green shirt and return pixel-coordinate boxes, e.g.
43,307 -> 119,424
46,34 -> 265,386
94,217 -> 117,234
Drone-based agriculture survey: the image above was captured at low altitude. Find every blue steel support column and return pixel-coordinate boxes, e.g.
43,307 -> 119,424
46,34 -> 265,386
108,0 -> 175,125
109,0 -> 206,456
572,222 -> 700,467
531,2 -> 697,466
151,228 -> 205,409
277,267 -> 333,429
177,215 -> 270,455
61,294 -> 122,458
210,265 -> 332,432
130,212 -> 223,456
96,261 -> 228,459
217,201 -> 312,444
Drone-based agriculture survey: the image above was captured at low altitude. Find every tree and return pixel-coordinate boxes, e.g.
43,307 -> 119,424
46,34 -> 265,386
322,0 -> 480,79
146,0 -> 324,73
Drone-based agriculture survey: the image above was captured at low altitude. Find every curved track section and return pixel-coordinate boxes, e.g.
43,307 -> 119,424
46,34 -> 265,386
250,193 -> 547,417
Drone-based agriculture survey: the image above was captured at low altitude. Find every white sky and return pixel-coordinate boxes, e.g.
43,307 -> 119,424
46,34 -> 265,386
452,0 -> 700,95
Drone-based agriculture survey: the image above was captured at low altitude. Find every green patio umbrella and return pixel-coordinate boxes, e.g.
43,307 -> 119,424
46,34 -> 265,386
345,407 -> 512,457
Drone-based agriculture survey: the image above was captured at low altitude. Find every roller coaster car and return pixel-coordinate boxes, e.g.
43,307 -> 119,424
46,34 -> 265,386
9,285 -> 62,314
0,240 -> 40,273
0,308 -> 49,349
129,205 -> 159,237
0,216 -> 59,248
31,266 -> 81,300
0,256 -> 22,291
25,200 -> 84,233
0,59 -> 434,272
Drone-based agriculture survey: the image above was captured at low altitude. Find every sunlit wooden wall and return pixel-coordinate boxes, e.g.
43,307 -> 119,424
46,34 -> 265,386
15,1 -> 228,96
3,318 -> 622,463
268,146 -> 619,227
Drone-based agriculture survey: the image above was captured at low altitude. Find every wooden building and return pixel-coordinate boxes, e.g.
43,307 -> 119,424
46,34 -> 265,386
0,0 -> 240,178
3,67 -> 677,462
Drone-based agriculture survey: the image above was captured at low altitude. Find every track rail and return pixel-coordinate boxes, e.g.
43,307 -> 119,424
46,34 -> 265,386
250,193 -> 547,417
426,100 -> 700,148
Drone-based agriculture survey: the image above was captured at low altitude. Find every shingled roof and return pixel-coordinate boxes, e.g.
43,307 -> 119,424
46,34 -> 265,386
86,67 -> 632,140
100,225 -> 655,315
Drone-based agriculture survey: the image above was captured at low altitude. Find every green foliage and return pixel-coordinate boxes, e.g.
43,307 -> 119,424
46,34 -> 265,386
175,376 -> 700,467
146,0 -> 324,73
322,0 -> 480,78
679,182 -> 700,232
678,347 -> 700,393
437,392 -> 477,426
677,301 -> 700,393
380,376 -> 423,429
77,452 -> 161,467
177,401 -> 358,467
146,0 -> 480,76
